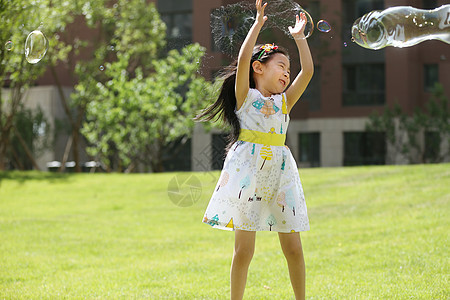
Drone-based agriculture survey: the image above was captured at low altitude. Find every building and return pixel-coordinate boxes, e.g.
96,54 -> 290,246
188,0 -> 450,171
21,0 -> 450,171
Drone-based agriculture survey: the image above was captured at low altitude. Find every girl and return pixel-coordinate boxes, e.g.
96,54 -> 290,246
195,1 -> 313,299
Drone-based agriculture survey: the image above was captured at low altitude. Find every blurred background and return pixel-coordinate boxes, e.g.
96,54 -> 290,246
1,0 -> 449,173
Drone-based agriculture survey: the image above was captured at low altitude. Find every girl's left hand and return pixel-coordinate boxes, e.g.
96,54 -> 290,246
255,0 -> 268,25
288,12 -> 307,39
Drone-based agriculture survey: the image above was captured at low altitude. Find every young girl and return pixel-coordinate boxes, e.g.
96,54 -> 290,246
196,1 -> 313,299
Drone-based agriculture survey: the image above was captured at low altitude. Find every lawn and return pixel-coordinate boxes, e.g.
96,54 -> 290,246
0,164 -> 448,299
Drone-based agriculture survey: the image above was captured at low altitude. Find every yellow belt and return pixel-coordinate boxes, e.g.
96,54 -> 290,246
238,129 -> 286,146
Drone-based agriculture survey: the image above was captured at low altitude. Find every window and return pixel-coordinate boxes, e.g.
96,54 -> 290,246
342,0 -> 385,66
424,131 -> 441,162
162,137 -> 192,171
422,0 -> 438,9
343,64 -> 385,106
343,0 -> 384,22
356,0 -> 384,17
344,132 -> 386,166
302,67 -> 321,111
304,0 -> 320,19
298,132 -> 321,167
158,0 -> 192,50
212,133 -> 228,170
342,0 -> 384,35
210,6 -> 254,55
424,64 -> 439,92
210,11 -> 220,52
303,1 -> 321,48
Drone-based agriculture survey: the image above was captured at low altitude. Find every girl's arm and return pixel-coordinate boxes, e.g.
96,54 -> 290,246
285,13 -> 314,113
235,0 -> 267,109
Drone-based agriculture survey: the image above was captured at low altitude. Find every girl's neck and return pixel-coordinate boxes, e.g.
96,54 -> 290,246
254,83 -> 272,98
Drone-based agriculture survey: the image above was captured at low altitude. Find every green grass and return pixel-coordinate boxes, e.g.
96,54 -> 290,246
0,164 -> 448,299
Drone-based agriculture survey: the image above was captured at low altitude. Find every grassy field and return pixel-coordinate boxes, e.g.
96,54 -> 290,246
0,164 -> 448,299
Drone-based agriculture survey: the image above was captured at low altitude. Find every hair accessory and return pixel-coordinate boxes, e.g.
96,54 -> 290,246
257,43 -> 279,60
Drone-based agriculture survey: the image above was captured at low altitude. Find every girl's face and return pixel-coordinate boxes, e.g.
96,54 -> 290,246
255,53 -> 291,95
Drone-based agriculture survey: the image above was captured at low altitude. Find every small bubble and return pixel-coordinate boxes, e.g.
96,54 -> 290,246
344,42 -> 348,47
109,45 -> 115,51
317,20 -> 331,33
351,37 -> 356,42
5,41 -> 14,51
99,65 -> 105,71
25,30 -> 49,64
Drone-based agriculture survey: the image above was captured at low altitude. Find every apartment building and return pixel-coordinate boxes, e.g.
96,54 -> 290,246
185,0 -> 450,171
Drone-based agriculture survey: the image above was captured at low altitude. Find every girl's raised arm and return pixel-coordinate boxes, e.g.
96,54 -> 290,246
285,13 -> 314,113
235,0 -> 267,109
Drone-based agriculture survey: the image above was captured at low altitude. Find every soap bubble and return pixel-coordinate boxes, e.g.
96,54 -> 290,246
5,41 -> 14,51
99,65 -> 105,71
263,0 -> 314,38
351,4 -> 450,50
211,0 -> 314,56
25,30 -> 49,64
344,42 -> 348,47
317,20 -> 331,32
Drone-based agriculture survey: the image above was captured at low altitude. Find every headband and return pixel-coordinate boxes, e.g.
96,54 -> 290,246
257,43 -> 279,60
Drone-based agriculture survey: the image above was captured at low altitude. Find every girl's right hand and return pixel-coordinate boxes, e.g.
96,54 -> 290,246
255,0 -> 268,25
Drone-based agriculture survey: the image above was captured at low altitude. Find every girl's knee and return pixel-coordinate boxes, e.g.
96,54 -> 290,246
233,230 -> 256,263
279,232 -> 304,261
233,245 -> 255,263
282,244 -> 304,261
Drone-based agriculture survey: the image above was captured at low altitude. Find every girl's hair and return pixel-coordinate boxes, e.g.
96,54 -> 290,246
194,44 -> 289,154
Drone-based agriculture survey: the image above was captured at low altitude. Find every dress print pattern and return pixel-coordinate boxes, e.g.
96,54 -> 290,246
202,88 -> 309,233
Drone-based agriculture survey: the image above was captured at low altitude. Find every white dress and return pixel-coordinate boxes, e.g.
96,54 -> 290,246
202,88 -> 309,232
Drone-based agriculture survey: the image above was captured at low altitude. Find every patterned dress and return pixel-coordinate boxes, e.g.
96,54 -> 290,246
202,88 -> 309,233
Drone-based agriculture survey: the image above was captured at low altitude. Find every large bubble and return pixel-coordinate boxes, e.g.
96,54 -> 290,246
25,30 -> 49,64
211,0 -> 314,56
351,4 -> 450,50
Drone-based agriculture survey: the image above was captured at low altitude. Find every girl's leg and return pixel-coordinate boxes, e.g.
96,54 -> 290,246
278,232 -> 306,300
230,229 -> 256,300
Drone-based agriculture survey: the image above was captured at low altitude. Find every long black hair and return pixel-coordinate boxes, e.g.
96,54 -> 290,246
194,44 -> 289,154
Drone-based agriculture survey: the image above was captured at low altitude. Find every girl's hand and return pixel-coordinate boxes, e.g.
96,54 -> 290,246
288,12 -> 307,39
255,0 -> 268,25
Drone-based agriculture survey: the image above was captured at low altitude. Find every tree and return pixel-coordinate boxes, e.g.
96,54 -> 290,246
366,83 -> 449,164
76,0 -> 213,172
266,214 -> 277,231
8,105 -> 51,170
0,0 -> 76,170
49,0 -> 170,172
